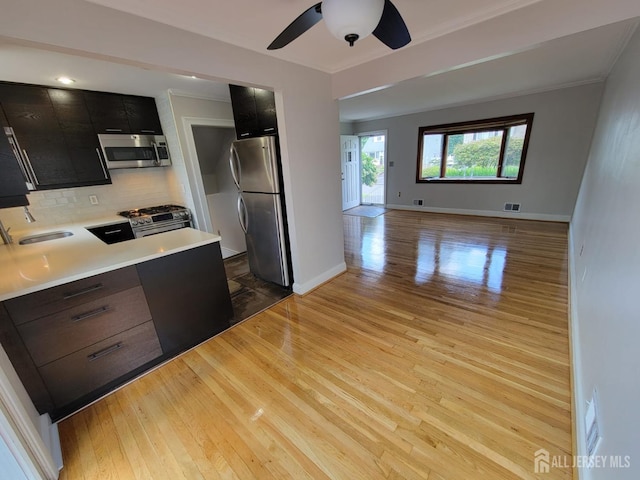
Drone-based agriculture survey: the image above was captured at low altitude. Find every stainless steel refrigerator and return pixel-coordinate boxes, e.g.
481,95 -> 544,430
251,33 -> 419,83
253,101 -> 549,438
230,136 -> 290,287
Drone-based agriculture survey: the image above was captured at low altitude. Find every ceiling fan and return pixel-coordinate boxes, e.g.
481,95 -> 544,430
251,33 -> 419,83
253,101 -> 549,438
268,0 -> 411,50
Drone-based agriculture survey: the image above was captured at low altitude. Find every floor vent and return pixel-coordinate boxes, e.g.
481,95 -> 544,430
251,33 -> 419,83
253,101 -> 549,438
504,202 -> 521,212
413,199 -> 424,206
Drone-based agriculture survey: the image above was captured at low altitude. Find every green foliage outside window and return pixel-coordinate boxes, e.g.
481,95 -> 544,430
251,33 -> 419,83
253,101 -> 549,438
453,136 -> 524,170
420,136 -> 524,178
361,153 -> 378,187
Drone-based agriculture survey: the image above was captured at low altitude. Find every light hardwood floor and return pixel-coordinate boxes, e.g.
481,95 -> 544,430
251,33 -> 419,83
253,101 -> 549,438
58,211 -> 573,479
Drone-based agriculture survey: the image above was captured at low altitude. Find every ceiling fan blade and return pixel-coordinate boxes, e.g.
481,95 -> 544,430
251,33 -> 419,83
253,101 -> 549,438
268,3 -> 323,50
372,0 -> 411,50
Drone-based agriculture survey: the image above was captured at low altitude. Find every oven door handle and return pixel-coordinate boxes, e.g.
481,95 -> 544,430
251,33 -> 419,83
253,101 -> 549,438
133,219 -> 192,238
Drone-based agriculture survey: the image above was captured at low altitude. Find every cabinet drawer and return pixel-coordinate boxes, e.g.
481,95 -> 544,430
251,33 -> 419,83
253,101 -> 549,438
18,286 -> 151,367
5,266 -> 140,324
39,321 -> 161,407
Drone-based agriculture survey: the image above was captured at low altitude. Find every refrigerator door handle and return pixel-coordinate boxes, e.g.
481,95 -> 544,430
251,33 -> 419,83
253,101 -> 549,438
237,193 -> 248,234
229,144 -> 241,189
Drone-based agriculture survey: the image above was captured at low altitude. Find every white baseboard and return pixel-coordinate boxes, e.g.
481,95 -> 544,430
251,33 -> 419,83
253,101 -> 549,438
292,262 -> 347,295
38,414 -> 62,471
385,204 -> 571,223
220,247 -> 241,259
568,224 -> 586,480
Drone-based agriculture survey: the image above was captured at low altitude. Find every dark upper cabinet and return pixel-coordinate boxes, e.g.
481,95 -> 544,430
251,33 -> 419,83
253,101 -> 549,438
254,88 -> 278,135
0,82 -> 163,191
229,85 -> 259,139
84,91 -> 163,135
123,95 -> 163,134
229,85 -> 278,139
83,91 -> 131,134
0,83 -> 110,190
48,88 -> 111,185
0,83 -> 76,190
0,106 -> 30,208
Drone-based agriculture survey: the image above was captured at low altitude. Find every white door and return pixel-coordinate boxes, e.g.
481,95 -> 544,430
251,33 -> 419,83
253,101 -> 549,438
341,135 -> 360,210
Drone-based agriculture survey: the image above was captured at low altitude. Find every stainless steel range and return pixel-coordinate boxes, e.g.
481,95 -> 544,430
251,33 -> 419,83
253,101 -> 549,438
118,204 -> 193,238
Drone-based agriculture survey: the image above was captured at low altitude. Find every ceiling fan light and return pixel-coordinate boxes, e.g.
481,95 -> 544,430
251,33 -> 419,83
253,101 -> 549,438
323,0 -> 385,46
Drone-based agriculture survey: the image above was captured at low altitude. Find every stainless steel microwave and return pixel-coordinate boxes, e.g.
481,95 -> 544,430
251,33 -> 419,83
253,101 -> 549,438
98,134 -> 171,169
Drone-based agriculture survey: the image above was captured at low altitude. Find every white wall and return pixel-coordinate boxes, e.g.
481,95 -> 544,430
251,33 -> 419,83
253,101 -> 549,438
0,0 -> 345,295
340,122 -> 355,135
192,125 -> 247,257
569,27 -> 640,480
164,93 -> 235,234
353,83 -> 603,221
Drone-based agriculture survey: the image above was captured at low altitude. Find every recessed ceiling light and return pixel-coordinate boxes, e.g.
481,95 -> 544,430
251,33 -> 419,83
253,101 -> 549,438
190,75 -> 197,79
56,76 -> 75,85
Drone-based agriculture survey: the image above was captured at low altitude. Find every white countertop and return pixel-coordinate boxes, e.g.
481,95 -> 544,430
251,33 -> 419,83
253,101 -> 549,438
0,221 -> 221,302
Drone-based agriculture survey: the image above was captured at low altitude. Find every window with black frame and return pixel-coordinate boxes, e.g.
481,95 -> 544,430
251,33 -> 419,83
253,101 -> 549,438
416,113 -> 534,184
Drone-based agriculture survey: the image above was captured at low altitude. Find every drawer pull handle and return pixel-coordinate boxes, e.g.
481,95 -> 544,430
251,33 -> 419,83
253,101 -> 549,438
88,342 -> 123,362
72,305 -> 110,322
63,283 -> 104,300
103,229 -> 122,235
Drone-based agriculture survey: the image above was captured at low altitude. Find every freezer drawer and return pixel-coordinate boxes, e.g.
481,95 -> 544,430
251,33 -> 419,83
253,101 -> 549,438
238,191 -> 289,287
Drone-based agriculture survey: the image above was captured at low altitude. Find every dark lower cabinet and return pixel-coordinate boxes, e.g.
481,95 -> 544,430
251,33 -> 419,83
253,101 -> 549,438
0,242 -> 232,420
0,304 -> 54,413
137,242 -> 233,355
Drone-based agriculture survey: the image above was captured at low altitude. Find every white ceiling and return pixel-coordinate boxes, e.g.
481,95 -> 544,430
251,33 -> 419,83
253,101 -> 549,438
0,41 -> 232,101
339,19 -> 638,121
0,1 -> 638,123
82,0 -> 548,74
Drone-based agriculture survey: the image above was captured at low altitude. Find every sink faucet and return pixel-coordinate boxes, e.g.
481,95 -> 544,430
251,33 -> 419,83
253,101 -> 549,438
1,206 -> 36,245
0,219 -> 11,244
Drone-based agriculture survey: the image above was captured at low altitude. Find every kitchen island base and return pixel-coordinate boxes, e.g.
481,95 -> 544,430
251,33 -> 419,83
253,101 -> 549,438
0,240 -> 232,421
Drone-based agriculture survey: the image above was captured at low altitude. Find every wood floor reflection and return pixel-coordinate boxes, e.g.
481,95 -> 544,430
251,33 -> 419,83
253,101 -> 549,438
58,211 -> 572,479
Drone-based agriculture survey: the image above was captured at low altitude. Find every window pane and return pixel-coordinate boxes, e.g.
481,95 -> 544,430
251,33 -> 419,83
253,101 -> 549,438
420,133 -> 443,178
501,125 -> 526,177
446,130 -> 503,179
416,113 -> 533,183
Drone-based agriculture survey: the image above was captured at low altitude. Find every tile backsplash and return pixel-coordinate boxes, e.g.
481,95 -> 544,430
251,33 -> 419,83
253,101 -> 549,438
0,168 -> 184,231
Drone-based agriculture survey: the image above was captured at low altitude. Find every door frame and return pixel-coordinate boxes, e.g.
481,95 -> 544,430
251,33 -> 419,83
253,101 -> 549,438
341,135 -> 360,211
356,129 -> 388,206
0,348 -> 58,480
181,116 -> 236,234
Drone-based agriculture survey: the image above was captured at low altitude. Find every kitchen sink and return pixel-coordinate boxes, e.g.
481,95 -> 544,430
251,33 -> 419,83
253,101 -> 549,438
18,231 -> 74,245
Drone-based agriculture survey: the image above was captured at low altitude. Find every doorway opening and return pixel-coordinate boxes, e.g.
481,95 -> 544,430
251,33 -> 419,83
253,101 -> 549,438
359,133 -> 386,205
189,124 -> 246,259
